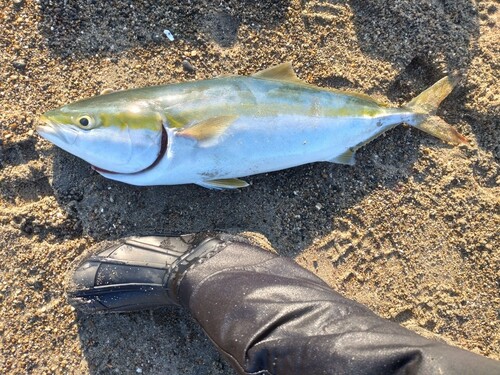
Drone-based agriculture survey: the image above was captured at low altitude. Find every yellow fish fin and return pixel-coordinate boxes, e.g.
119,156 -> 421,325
179,115 -> 238,141
330,149 -> 356,165
199,178 -> 249,189
100,88 -> 115,95
404,76 -> 467,145
413,116 -> 468,145
405,76 -> 457,114
252,62 -> 304,84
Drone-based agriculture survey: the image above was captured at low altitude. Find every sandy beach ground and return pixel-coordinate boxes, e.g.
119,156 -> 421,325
1,0 -> 498,373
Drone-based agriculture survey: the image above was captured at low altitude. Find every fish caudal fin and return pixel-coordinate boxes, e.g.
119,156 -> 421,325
411,116 -> 468,145
405,76 -> 468,145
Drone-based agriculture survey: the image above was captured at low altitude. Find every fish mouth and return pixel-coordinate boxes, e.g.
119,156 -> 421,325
37,115 -> 60,138
36,115 -> 79,145
92,125 -> 168,175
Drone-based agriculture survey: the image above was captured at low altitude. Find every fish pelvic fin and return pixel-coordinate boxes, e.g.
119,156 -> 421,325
404,76 -> 468,145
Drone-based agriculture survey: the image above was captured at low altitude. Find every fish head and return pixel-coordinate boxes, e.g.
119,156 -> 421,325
37,96 -> 166,174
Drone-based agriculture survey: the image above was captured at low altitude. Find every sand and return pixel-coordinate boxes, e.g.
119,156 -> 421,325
1,0 -> 498,373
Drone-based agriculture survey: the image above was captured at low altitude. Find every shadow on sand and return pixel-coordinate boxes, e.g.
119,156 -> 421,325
38,0 -> 290,54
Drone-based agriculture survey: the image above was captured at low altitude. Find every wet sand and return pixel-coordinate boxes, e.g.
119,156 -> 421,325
1,0 -> 498,373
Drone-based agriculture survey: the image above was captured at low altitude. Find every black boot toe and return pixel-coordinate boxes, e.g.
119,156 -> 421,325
67,234 -> 223,313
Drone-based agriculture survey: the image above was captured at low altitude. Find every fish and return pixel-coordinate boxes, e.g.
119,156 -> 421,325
37,62 -> 467,189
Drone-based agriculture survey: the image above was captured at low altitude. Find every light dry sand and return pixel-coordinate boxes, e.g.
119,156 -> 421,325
1,0 -> 498,373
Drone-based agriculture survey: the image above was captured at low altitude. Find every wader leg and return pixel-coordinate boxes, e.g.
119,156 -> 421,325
179,239 -> 500,375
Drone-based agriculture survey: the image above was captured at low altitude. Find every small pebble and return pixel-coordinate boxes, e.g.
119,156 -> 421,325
32,281 -> 43,291
182,60 -> 196,73
151,33 -> 163,44
163,29 -> 174,41
13,0 -> 24,8
12,59 -> 26,70
315,203 -> 323,211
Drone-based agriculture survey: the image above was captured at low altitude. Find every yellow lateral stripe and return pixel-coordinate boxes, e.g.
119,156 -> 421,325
168,104 -> 383,125
100,112 -> 163,131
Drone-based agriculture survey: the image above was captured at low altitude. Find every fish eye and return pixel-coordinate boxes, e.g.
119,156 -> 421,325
77,115 -> 94,129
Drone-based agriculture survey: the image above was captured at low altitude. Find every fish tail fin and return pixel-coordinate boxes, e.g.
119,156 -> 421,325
404,76 -> 468,145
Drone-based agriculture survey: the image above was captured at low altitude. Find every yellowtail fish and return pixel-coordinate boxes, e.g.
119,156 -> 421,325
37,63 -> 467,189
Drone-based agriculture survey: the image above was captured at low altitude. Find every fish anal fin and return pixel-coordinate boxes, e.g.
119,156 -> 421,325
330,149 -> 356,165
252,62 -> 304,84
179,115 -> 238,142
199,178 -> 249,189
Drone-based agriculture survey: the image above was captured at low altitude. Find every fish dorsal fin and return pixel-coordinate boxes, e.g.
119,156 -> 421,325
179,115 -> 238,142
100,88 -> 115,95
252,62 -> 304,84
199,178 -> 249,189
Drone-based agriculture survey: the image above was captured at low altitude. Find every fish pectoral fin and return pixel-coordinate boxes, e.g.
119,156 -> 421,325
179,115 -> 238,143
330,149 -> 356,165
198,178 -> 250,189
252,62 -> 304,84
